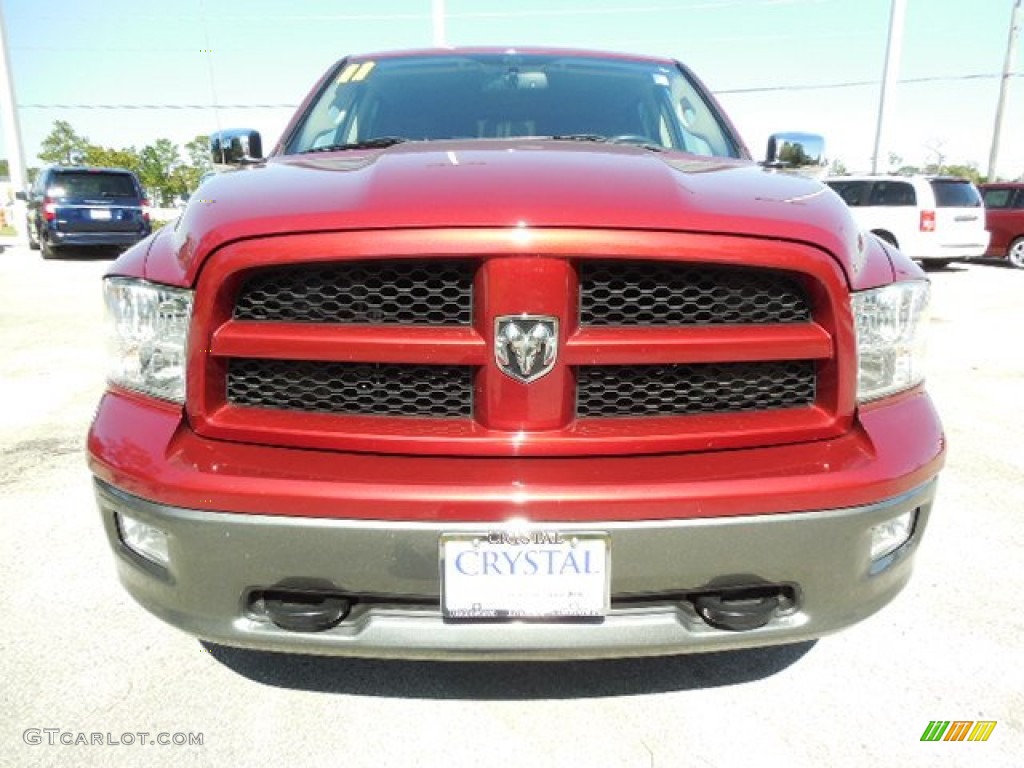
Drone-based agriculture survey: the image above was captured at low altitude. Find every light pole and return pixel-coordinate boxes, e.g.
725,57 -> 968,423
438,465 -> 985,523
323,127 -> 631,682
0,0 -> 29,240
871,0 -> 907,174
433,0 -> 446,47
988,0 -> 1022,182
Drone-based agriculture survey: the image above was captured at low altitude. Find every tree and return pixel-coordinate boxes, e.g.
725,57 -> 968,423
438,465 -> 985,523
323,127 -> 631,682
82,145 -> 141,173
31,123 -> 215,205
185,135 -> 212,172
38,120 -> 91,165
778,143 -> 811,166
828,158 -> 849,176
941,163 -> 985,184
177,135 -> 213,194
138,138 -> 182,205
923,138 -> 948,175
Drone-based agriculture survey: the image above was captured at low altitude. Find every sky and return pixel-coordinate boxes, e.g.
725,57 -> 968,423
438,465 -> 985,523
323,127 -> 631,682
1,0 -> 1022,179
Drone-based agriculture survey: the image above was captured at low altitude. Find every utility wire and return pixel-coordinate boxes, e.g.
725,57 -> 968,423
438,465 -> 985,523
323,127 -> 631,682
718,72 -> 1023,94
17,71 -> 1022,109
6,0 -> 836,24
19,103 -> 298,110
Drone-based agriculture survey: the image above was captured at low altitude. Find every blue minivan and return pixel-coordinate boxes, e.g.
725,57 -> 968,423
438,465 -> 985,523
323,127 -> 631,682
21,166 -> 151,259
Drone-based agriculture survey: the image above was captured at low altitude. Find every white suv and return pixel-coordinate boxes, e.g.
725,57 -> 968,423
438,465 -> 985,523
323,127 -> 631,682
824,175 -> 989,268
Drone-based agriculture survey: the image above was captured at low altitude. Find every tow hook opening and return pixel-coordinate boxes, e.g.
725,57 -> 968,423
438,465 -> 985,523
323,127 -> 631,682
692,585 -> 795,632
252,584 -> 353,632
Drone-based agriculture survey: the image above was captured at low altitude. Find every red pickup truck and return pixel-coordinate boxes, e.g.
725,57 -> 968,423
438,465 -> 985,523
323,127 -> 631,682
88,48 -> 944,659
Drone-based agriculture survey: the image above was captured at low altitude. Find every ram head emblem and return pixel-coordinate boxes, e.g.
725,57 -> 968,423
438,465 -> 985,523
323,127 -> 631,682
494,316 -> 559,383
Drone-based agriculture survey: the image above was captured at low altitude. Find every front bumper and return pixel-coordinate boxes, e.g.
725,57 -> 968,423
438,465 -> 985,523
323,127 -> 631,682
90,385 -> 942,663
89,386 -> 944,659
95,478 -> 936,660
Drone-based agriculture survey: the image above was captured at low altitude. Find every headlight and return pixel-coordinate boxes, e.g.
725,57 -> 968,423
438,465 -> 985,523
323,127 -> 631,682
104,277 -> 193,403
852,281 -> 930,402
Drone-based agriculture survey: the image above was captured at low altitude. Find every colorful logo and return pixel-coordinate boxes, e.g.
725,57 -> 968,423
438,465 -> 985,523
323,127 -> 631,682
921,721 -> 997,742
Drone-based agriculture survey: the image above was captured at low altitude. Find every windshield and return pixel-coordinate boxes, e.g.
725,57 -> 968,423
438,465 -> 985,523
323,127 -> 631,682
284,52 -> 742,158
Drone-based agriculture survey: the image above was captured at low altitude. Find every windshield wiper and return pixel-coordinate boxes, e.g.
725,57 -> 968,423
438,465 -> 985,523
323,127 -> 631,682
300,137 -> 409,154
550,134 -> 609,143
549,134 -> 666,152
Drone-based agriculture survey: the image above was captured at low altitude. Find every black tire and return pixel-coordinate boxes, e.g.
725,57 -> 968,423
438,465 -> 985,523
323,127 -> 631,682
921,259 -> 952,271
40,238 -> 59,260
1008,237 -> 1024,269
26,219 -> 40,250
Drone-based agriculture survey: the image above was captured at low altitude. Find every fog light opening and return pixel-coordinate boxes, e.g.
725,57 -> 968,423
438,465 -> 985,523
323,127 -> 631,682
116,512 -> 170,567
869,509 -> 917,562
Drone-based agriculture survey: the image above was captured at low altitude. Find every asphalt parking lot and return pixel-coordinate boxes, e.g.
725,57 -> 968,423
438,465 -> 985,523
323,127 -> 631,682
1,239 -> 1020,768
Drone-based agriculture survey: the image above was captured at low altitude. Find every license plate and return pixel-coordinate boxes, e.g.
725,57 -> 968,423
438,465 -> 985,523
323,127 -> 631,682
441,531 -> 610,619
89,209 -> 113,220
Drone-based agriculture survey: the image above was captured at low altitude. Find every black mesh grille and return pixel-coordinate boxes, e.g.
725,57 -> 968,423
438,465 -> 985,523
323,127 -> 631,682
234,260 -> 475,325
576,361 -> 816,417
580,261 -> 810,326
227,359 -> 474,418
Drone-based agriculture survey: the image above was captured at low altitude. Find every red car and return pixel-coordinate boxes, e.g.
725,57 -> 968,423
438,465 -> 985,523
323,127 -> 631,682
87,48 -> 944,659
980,182 -> 1024,268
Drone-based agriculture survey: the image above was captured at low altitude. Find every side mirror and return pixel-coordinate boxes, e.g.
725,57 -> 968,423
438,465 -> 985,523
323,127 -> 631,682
15,191 -> 27,201
210,129 -> 264,165
765,132 -> 826,171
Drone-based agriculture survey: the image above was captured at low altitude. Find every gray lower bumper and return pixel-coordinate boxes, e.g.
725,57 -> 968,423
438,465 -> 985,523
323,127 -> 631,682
95,478 -> 936,660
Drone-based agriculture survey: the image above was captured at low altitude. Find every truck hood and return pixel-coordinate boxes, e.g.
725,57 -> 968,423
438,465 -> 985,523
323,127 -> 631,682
167,139 -> 867,281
